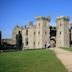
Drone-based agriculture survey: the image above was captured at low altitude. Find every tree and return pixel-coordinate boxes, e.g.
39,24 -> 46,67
0,31 -> 1,44
0,31 -> 1,49
50,26 -> 52,30
0,31 -> 2,50
16,31 -> 23,50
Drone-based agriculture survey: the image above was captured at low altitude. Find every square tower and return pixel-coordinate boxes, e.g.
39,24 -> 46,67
35,16 -> 50,48
56,16 -> 70,47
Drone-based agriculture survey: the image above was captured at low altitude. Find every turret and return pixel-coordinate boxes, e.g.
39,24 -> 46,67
36,16 -> 50,48
56,16 -> 70,47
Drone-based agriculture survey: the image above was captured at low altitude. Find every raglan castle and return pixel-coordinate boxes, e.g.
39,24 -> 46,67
8,16 -> 72,50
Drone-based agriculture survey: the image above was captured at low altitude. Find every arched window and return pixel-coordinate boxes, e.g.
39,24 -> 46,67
45,31 -> 47,35
60,31 -> 61,34
26,29 -> 28,35
39,23 -> 40,26
38,42 -> 40,45
34,42 -> 35,45
38,31 -> 40,35
60,24 -> 62,26
34,31 -> 35,35
26,38 -> 28,45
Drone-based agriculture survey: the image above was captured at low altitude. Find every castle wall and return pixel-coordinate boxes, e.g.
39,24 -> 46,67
71,29 -> 72,42
22,29 -> 27,50
70,23 -> 72,43
22,16 -> 50,49
12,16 -> 72,50
28,26 -> 36,49
22,24 -> 36,49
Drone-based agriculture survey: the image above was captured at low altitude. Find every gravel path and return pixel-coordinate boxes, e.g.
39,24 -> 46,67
50,48 -> 72,72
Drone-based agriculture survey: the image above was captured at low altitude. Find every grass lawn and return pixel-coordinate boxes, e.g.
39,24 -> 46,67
0,49 -> 68,72
60,47 -> 72,52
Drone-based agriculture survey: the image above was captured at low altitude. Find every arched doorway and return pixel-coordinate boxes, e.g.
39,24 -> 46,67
50,38 -> 56,48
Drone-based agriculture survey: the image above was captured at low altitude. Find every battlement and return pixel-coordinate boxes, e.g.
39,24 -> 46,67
56,16 -> 69,21
36,16 -> 50,22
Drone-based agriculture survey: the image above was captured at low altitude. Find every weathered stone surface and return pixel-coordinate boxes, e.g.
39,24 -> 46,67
12,16 -> 72,50
56,16 -> 70,47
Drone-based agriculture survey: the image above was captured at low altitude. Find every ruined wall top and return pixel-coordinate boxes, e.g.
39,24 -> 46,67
36,16 -> 50,22
56,16 -> 70,22
29,21 -> 33,26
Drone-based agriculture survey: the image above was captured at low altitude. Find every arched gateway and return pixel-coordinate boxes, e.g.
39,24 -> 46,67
50,36 -> 56,48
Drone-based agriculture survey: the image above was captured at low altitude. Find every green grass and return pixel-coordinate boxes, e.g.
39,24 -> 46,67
60,47 -> 72,52
0,49 -> 68,72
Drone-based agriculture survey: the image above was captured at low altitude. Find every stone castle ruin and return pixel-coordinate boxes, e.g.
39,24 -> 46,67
12,16 -> 72,50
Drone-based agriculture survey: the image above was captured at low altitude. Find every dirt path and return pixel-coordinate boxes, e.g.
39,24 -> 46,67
50,48 -> 72,72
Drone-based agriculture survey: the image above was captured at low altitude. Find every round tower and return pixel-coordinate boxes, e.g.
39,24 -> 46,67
56,16 -> 70,47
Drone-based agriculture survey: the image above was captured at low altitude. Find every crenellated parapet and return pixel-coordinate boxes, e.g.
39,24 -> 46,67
56,16 -> 70,22
36,16 -> 51,22
56,16 -> 70,47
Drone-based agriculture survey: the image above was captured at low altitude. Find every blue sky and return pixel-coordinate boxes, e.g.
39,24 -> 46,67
0,0 -> 72,38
